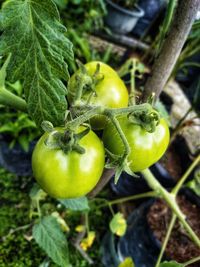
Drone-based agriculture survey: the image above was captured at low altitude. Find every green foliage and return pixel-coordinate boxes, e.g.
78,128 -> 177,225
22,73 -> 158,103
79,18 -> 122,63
186,169 -> 200,197
155,0 -> 177,56
155,100 -> 171,126
59,197 -> 89,211
0,168 -> 47,266
109,212 -> 127,236
118,257 -> 135,267
172,20 -> 200,77
33,216 -> 70,267
53,0 -> 67,9
0,0 -> 74,127
0,234 -> 46,267
159,261 -> 183,267
0,77 -> 40,151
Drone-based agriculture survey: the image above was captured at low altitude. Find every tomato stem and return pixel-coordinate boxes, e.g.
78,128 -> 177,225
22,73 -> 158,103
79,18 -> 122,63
141,168 -> 200,248
0,86 -> 27,112
183,255 -> 200,267
68,103 -> 153,130
155,213 -> 177,267
109,114 -> 130,157
172,154 -> 200,195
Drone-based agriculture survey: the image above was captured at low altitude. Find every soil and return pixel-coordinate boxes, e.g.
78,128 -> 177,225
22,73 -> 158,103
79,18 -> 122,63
147,195 -> 200,266
160,144 -> 183,181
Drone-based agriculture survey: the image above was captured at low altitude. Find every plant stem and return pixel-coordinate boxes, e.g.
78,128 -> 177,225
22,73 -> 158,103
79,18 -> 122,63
2,223 -> 32,241
141,168 -> 200,247
155,214 -> 177,267
129,59 -> 136,105
109,114 -> 130,157
0,86 -> 27,112
155,0 -> 177,56
172,154 -> 200,195
142,0 -> 200,101
68,103 -> 152,129
183,255 -> 200,267
99,191 -> 157,208
87,168 -> 115,198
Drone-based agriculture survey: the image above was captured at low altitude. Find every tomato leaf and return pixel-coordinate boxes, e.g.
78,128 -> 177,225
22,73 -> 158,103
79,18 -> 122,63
0,0 -> 73,127
59,196 -> 89,211
33,215 -> 71,267
159,261 -> 183,267
110,212 -> 127,237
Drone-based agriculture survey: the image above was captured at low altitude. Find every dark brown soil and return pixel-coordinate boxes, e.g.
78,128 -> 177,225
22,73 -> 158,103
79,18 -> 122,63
147,195 -> 200,266
160,144 -> 183,181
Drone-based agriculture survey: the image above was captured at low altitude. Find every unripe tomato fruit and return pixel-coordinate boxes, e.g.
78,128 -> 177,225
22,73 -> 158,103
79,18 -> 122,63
103,117 -> 169,172
32,127 -> 105,199
68,61 -> 129,129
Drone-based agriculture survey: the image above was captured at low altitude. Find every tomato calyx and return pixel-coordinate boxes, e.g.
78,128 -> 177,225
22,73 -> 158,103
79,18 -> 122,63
105,148 -> 138,183
128,106 -> 160,133
41,120 -> 90,154
69,62 -> 104,105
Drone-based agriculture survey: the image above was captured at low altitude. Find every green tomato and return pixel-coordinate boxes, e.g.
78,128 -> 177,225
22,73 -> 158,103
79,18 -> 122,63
103,117 -> 170,172
68,61 -> 129,129
32,127 -> 105,199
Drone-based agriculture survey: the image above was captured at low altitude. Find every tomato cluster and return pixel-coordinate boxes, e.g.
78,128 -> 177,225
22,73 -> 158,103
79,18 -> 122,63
32,62 -> 170,199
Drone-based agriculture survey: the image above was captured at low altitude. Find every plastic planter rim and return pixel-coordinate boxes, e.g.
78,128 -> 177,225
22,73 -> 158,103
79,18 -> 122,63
105,0 -> 144,17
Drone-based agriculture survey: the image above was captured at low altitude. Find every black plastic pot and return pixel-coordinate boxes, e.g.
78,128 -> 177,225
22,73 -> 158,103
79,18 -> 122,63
132,0 -> 167,38
101,200 -> 160,267
102,189 -> 200,267
104,0 -> 144,34
0,138 -> 35,176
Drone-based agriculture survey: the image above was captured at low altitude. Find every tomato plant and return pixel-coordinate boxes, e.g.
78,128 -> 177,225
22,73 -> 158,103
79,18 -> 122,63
68,61 -> 129,129
32,126 -> 105,199
103,116 -> 170,172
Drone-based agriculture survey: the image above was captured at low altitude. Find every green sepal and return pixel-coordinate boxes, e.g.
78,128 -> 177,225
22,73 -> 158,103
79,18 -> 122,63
44,131 -> 63,150
41,121 -> 54,133
74,124 -> 91,141
128,108 -> 160,133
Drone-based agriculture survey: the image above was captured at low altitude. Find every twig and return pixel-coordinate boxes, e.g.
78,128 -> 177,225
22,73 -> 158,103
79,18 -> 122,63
183,255 -> 200,267
142,0 -> 200,101
87,168 -> 115,198
155,214 -> 177,267
1,223 -> 32,241
172,154 -> 200,195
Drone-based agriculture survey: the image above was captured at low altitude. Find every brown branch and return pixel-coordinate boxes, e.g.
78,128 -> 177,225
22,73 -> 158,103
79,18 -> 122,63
87,168 -> 115,198
142,0 -> 200,102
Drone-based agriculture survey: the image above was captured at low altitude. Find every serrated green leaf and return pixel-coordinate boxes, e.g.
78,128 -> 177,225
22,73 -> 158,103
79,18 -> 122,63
159,261 -> 183,267
118,257 -> 135,267
0,0 -> 74,127
53,0 -> 67,9
33,216 -> 71,267
59,196 -> 89,211
110,212 -> 127,237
